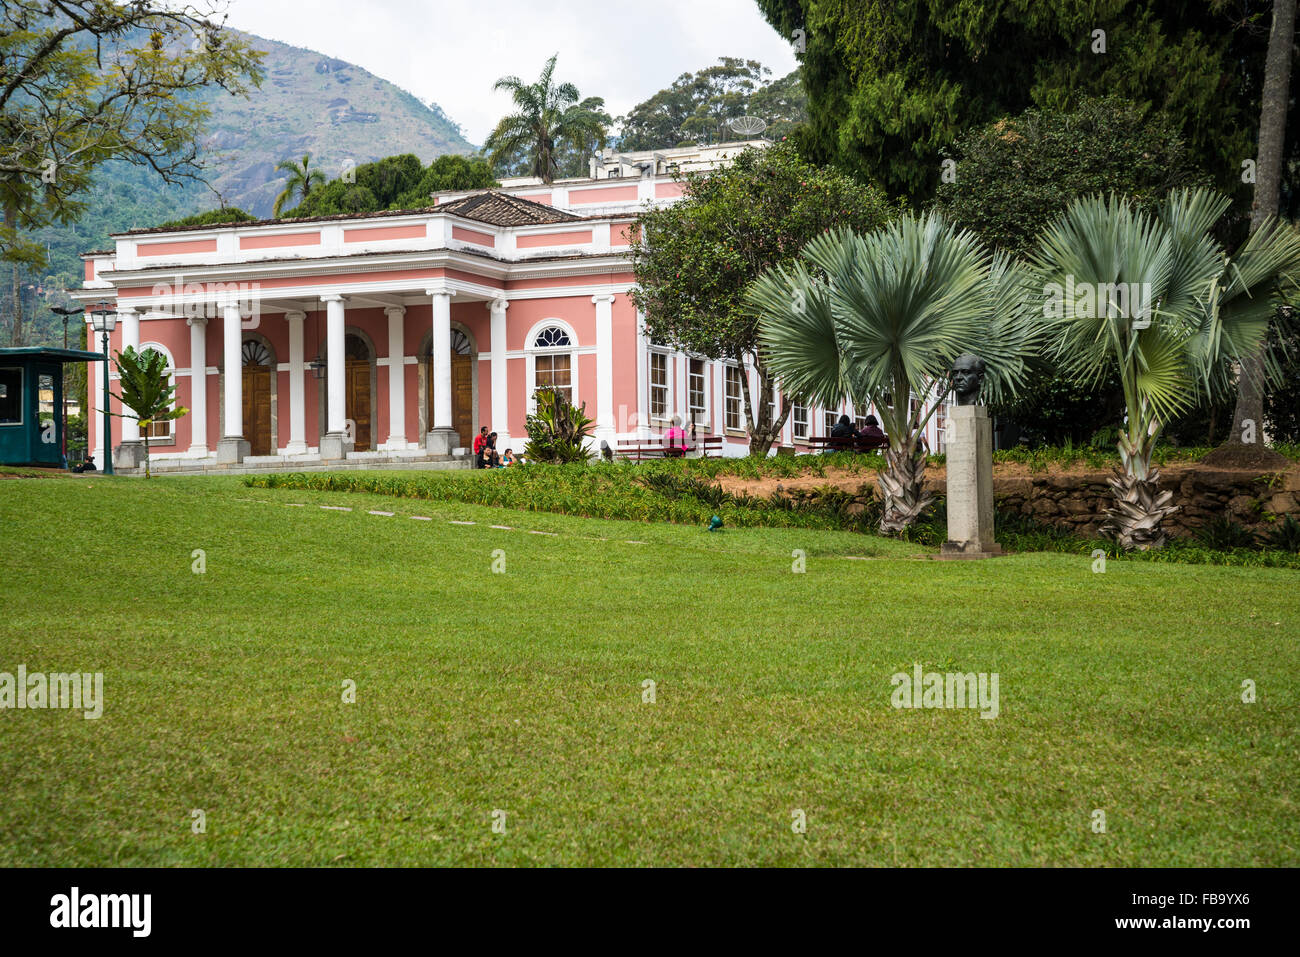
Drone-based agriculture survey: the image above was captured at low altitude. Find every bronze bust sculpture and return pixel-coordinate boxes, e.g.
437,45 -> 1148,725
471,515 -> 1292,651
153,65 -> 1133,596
950,354 -> 986,406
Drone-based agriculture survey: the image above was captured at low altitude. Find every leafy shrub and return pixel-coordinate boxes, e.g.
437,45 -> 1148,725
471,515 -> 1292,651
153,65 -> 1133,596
1260,514 -> 1300,553
1196,516 -> 1258,551
523,388 -> 594,464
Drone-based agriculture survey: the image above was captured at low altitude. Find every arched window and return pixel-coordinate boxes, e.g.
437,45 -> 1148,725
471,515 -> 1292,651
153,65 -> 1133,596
344,334 -> 371,361
242,340 -> 272,366
529,324 -> 575,405
450,329 -> 473,355
533,326 -> 570,349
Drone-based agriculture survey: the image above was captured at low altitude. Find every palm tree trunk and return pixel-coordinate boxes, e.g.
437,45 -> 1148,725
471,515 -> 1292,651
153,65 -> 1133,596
877,432 -> 934,535
1230,0 -> 1296,444
1105,405 -> 1179,549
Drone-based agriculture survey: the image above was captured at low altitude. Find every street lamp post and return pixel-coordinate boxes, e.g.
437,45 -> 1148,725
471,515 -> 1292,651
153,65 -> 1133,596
52,305 -> 82,469
88,302 -> 116,475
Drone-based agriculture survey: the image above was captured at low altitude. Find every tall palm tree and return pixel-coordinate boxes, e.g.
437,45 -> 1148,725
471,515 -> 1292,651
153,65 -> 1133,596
273,154 -> 326,217
749,214 -> 1039,535
1032,188 -> 1300,549
484,55 -> 609,183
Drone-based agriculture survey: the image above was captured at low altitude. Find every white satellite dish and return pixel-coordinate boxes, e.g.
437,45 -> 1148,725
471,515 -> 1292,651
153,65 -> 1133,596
726,115 -> 768,137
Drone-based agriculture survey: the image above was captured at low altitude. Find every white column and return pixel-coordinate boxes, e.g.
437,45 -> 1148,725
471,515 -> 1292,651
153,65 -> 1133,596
322,294 -> 346,446
425,287 -> 456,453
222,302 -> 242,438
187,317 -> 208,454
215,300 -> 247,462
285,311 -> 307,454
489,297 -> 509,443
593,294 -> 615,442
384,305 -> 407,449
119,308 -> 140,444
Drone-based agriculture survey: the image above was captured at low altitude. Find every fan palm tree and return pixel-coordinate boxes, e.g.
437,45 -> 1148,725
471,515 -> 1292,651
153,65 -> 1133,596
110,346 -> 188,479
484,55 -> 609,183
748,214 -> 1040,535
272,154 -> 326,217
1031,188 -> 1300,549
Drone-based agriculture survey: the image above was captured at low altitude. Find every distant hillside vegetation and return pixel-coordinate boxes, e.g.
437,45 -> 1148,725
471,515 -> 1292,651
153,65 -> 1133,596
23,29 -> 477,346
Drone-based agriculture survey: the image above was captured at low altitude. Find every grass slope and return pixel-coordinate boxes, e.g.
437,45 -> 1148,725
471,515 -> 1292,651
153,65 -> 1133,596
0,474 -> 1295,866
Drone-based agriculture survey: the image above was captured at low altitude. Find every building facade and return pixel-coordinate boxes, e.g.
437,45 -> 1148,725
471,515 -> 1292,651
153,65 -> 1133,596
74,142 -> 948,470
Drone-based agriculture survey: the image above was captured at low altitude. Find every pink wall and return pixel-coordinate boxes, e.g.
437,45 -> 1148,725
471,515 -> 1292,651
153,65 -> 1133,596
516,230 -> 592,249
345,224 -> 426,243
569,185 -> 638,204
507,357 -> 527,438
136,238 -> 217,257
611,295 -> 639,427
240,232 -> 321,250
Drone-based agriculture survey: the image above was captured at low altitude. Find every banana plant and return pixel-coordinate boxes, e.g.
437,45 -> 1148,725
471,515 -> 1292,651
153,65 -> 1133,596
1030,189 -> 1300,549
748,214 -> 1040,535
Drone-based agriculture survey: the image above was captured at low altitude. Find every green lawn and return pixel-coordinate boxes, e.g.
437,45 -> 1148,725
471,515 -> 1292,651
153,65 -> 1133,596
0,472 -> 1296,866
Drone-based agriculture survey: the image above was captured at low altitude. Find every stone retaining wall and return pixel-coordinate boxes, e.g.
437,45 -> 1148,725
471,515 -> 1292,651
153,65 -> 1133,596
778,465 -> 1300,539
990,465 -> 1300,538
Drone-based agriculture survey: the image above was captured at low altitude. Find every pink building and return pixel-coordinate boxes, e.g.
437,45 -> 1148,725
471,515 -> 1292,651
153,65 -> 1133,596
74,142 -> 946,471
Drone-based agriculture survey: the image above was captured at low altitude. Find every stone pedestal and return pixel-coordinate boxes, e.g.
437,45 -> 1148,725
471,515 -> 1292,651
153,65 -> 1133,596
426,428 -> 458,456
215,436 -> 249,465
940,405 -> 1002,559
114,440 -> 147,471
319,431 -> 347,461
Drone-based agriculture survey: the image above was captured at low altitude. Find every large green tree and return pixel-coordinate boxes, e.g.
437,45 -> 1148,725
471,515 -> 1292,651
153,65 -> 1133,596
1,1 -> 263,344
617,58 -> 806,150
755,0 -> 1281,211
627,142 -> 895,455
484,55 -> 609,182
284,153 -> 497,217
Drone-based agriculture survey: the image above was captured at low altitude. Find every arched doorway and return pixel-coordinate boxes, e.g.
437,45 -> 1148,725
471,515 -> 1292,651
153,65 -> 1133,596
424,328 -> 476,449
242,339 -> 273,456
345,333 -> 373,451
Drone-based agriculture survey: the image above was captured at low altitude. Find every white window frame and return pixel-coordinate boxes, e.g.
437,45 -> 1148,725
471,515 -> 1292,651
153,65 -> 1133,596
792,403 -> 809,440
723,363 -> 745,433
649,349 -> 671,421
687,357 -> 708,428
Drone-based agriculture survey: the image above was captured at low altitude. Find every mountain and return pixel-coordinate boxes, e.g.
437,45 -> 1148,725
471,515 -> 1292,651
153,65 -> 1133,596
199,32 -> 477,217
20,30 -> 476,347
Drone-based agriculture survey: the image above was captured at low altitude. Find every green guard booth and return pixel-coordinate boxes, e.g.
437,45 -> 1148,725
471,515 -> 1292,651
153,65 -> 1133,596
0,348 -> 103,468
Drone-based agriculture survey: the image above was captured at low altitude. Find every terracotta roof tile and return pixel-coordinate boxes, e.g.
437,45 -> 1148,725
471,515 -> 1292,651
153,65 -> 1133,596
438,190 -> 580,227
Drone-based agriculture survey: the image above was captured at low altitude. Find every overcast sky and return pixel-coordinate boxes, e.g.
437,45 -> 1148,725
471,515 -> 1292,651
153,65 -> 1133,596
223,0 -> 799,145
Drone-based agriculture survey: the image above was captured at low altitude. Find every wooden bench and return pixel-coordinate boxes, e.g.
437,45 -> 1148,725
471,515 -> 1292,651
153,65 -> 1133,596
804,434 -> 889,454
616,434 -> 723,461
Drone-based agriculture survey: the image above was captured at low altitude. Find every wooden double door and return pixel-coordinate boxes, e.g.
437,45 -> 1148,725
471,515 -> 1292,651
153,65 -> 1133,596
428,354 -> 474,449
242,365 -> 272,456
346,359 -> 372,452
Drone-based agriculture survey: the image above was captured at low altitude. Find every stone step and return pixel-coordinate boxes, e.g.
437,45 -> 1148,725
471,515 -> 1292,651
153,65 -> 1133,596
119,454 -> 470,477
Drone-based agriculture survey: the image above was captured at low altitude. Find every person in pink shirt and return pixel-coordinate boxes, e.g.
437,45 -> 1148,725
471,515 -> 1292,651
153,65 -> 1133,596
664,415 -> 688,457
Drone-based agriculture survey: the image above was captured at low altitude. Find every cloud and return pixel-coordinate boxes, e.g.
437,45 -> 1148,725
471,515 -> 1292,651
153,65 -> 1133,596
225,0 -> 798,145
